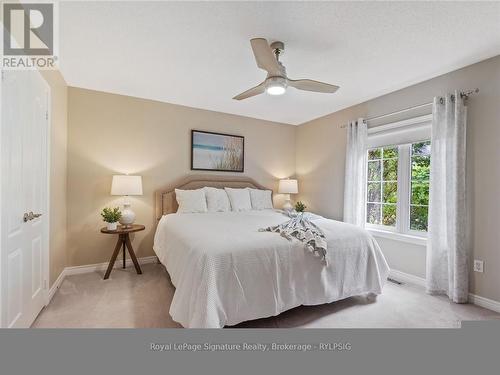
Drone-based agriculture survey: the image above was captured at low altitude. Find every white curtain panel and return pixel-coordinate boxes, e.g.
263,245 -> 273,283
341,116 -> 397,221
343,119 -> 367,226
426,91 -> 469,303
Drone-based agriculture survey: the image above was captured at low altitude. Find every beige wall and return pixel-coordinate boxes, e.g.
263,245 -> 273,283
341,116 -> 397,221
66,88 -> 296,267
58,55 -> 500,303
296,55 -> 500,302
40,70 -> 68,287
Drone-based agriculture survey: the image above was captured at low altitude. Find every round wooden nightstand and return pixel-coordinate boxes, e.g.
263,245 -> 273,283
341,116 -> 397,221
100,224 -> 145,279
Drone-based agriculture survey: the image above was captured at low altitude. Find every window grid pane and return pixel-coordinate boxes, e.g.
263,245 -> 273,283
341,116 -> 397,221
410,141 -> 431,232
367,160 -> 381,182
367,203 -> 381,225
367,182 -> 381,203
366,146 -> 397,227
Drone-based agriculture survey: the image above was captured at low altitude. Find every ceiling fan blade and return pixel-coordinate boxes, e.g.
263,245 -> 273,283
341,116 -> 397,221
250,38 -> 281,76
233,82 -> 266,100
288,79 -> 339,93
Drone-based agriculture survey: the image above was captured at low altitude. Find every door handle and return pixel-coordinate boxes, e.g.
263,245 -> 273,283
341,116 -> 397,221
23,212 -> 42,222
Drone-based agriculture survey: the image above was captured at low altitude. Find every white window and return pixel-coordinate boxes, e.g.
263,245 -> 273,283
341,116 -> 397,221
408,141 -> 431,232
365,115 -> 431,239
366,145 -> 398,228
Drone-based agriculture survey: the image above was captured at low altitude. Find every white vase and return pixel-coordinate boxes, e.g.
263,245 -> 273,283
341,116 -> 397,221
107,222 -> 118,231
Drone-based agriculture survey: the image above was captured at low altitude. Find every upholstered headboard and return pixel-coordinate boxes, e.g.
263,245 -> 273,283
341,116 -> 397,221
155,174 -> 270,219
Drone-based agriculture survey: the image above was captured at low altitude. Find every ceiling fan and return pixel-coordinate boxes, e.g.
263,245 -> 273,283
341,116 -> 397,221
233,38 -> 340,100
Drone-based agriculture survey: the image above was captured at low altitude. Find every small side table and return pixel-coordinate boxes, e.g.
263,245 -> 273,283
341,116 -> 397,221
100,224 -> 145,280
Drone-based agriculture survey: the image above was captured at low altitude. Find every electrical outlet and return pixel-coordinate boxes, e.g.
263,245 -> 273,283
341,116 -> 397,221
473,260 -> 484,273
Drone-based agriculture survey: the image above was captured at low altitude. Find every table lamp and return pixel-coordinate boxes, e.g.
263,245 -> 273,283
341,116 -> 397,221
111,175 -> 143,228
278,179 -> 298,211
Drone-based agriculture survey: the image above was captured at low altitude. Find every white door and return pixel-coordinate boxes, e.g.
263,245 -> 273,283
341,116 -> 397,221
1,70 -> 49,328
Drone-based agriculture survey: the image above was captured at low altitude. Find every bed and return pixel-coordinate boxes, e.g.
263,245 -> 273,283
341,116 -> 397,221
153,175 -> 390,328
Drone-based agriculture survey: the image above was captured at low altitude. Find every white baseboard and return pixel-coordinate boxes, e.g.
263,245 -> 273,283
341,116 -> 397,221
46,256 -> 158,304
389,268 -> 500,313
64,255 -> 158,276
47,268 -> 66,304
468,293 -> 500,314
389,269 -> 426,287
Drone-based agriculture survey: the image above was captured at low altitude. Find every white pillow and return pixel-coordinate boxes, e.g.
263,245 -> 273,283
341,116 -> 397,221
248,188 -> 273,210
224,188 -> 252,212
204,187 -> 231,212
175,188 -> 207,213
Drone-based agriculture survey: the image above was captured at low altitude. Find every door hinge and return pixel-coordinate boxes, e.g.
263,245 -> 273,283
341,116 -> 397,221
1,70 -> 4,81
44,279 -> 47,289
45,111 -> 48,120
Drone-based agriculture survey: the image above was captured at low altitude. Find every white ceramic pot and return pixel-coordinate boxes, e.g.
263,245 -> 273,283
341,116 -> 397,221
107,222 -> 118,231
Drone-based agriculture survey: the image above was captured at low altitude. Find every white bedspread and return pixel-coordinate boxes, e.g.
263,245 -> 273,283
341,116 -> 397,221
153,210 -> 389,328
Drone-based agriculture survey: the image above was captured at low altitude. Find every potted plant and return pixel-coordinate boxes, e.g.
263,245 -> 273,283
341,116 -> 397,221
295,201 -> 307,213
101,207 -> 122,231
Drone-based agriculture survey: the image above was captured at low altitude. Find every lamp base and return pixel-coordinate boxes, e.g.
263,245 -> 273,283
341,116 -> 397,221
282,199 -> 293,212
119,203 -> 136,228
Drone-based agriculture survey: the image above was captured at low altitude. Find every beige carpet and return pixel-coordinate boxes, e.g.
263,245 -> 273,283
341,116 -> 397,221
33,263 -> 500,328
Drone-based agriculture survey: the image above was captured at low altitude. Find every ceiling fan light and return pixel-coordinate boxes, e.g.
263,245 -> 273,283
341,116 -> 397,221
265,76 -> 287,96
266,85 -> 286,95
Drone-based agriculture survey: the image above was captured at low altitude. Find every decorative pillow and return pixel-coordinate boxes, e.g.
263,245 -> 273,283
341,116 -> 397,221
175,188 -> 207,213
224,188 -> 252,212
204,187 -> 231,212
248,188 -> 273,210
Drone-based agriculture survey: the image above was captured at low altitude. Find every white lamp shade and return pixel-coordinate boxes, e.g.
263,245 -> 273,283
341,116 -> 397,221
111,175 -> 143,196
278,179 -> 298,194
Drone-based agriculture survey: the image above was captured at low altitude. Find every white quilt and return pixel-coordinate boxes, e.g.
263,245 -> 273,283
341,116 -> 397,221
153,210 -> 390,328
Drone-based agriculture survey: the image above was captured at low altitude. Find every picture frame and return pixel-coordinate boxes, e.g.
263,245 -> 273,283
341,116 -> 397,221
191,130 -> 245,172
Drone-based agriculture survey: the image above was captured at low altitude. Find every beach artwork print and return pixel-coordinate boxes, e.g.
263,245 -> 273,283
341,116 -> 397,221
191,130 -> 244,172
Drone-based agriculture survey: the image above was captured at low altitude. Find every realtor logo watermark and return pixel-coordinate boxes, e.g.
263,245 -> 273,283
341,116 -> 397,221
2,2 -> 58,69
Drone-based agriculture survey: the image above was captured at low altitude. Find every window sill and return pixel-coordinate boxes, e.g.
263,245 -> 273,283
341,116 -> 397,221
367,228 -> 427,246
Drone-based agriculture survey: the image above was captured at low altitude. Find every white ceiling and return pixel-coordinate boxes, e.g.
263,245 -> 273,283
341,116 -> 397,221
59,1 -> 500,125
